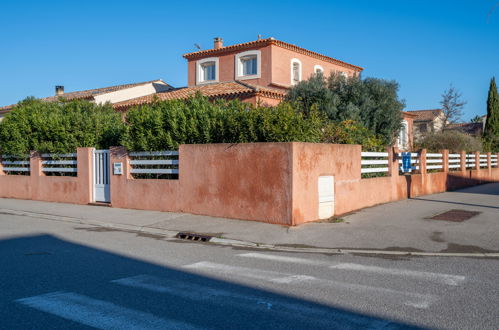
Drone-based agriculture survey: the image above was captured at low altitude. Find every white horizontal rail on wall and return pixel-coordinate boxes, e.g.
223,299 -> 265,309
361,151 -> 389,175
40,153 -> 77,158
129,151 -> 179,178
2,167 -> 30,172
129,151 -> 179,157
129,159 -> 179,165
1,154 -> 31,174
41,153 -> 78,174
425,153 -> 443,171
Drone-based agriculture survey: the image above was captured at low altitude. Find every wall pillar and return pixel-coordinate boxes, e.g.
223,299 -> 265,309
459,150 -> 467,175
29,151 -> 43,200
109,146 -> 129,207
419,149 -> 427,175
388,146 -> 399,177
440,149 -> 449,173
0,155 -> 4,176
474,151 -> 480,171
76,147 -> 94,204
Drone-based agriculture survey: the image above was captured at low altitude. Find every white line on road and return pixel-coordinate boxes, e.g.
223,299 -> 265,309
15,291 -> 200,330
329,263 -> 466,286
238,252 -> 327,266
183,261 -> 437,309
238,253 -> 466,286
184,261 -> 315,284
111,274 -> 395,329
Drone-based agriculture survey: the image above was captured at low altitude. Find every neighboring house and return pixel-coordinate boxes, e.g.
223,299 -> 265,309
445,122 -> 484,137
0,79 -> 172,121
407,109 -> 446,141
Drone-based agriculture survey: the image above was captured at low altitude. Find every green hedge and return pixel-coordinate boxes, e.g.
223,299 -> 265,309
121,95 -> 324,151
0,95 -> 385,155
0,98 -> 125,155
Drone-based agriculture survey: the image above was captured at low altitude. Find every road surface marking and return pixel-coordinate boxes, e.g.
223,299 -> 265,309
329,263 -> 466,286
111,274 -> 395,328
183,262 -> 436,309
238,253 -> 465,286
184,261 -> 315,284
238,252 -> 326,266
15,291 -> 200,330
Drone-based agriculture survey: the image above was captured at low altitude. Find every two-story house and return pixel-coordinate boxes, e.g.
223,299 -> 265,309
114,37 -> 364,109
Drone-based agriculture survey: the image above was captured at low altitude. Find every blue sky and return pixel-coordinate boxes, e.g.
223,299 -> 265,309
1,0 -> 498,120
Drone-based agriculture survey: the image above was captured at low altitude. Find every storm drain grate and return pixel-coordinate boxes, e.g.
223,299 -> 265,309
176,232 -> 212,242
429,209 -> 481,222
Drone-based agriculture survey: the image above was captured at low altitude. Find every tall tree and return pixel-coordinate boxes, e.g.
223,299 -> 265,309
440,85 -> 466,130
483,77 -> 499,150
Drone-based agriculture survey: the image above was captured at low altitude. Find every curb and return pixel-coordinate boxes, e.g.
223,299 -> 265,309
2,208 -> 498,258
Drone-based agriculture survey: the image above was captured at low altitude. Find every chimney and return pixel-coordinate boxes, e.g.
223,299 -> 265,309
55,85 -> 64,96
213,37 -> 223,49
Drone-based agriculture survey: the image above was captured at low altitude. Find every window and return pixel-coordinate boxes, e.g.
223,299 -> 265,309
196,57 -> 219,85
202,62 -> 216,81
399,120 -> 409,149
242,55 -> 257,75
291,58 -> 302,85
235,50 -> 261,80
418,123 -> 428,133
314,65 -> 324,75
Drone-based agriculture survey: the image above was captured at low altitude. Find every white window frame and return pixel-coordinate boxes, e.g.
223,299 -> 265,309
398,120 -> 409,149
313,65 -> 324,75
196,57 -> 219,85
235,50 -> 261,80
291,58 -> 302,85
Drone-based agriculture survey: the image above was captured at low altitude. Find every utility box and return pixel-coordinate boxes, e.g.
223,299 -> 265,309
318,176 -> 334,219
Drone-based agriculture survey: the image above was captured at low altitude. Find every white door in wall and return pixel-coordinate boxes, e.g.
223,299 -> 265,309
93,149 -> 110,203
318,176 -> 334,219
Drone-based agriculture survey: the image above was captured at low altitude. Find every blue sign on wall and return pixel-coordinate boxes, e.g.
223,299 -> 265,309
401,152 -> 412,173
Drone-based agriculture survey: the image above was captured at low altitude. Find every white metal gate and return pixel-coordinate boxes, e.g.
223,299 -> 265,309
93,149 -> 110,203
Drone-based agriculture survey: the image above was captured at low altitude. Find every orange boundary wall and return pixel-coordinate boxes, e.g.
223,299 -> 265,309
0,143 -> 498,226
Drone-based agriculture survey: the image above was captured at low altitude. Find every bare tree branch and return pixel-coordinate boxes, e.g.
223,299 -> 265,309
440,85 -> 467,131
487,2 -> 499,23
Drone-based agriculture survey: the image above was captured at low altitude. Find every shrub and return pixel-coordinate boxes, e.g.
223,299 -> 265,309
0,98 -> 126,155
320,120 -> 384,151
416,131 -> 483,152
121,94 -> 323,151
286,73 -> 404,145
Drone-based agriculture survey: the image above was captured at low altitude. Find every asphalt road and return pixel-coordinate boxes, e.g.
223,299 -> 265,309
0,212 -> 498,329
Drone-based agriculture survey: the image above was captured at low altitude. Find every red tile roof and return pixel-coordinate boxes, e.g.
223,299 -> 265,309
183,38 -> 363,72
113,81 -> 287,110
0,80 -> 170,114
406,109 -> 444,121
40,79 -> 170,102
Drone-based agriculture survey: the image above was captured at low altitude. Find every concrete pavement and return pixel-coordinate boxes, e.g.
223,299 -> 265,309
0,182 -> 498,255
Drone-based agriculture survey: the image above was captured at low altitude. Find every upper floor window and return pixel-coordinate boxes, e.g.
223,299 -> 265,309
291,58 -> 302,85
314,65 -> 324,75
196,57 -> 219,84
235,50 -> 261,80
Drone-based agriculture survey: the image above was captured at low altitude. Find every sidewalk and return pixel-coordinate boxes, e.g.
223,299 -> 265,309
1,183 -> 498,255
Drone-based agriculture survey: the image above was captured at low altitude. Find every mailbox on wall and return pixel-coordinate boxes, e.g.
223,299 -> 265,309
113,162 -> 123,175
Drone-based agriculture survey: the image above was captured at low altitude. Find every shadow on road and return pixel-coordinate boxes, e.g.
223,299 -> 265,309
0,234 -> 420,329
